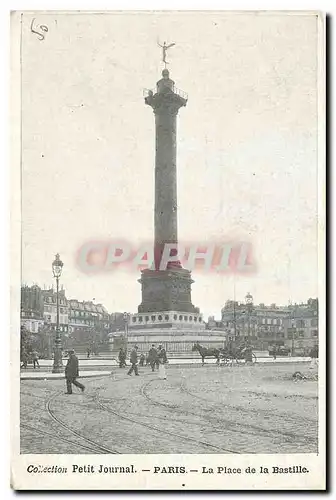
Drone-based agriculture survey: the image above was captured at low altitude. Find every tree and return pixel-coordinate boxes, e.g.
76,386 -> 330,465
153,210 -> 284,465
20,325 -> 32,357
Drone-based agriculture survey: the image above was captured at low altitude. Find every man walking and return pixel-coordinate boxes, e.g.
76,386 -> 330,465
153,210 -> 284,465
157,344 -> 168,380
32,350 -> 40,369
21,350 -> 28,369
139,353 -> 145,366
65,349 -> 85,394
147,344 -> 158,372
127,345 -> 139,376
118,347 -> 127,368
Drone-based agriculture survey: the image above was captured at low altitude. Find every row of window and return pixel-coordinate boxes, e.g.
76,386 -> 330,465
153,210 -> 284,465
38,324 -> 68,332
45,297 -> 66,305
288,330 -> 318,339
44,307 -> 108,319
227,323 -> 259,329
21,311 -> 42,318
224,318 -> 282,326
131,314 -> 203,323
260,331 -> 285,338
223,318 -> 318,328
69,319 -> 109,328
44,306 -> 68,314
71,310 -> 97,318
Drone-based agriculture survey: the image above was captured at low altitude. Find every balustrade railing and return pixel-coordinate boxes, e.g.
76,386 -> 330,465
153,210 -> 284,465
143,86 -> 188,100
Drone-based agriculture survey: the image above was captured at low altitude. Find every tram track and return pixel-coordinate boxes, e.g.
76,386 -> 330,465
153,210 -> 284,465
21,422 -> 108,454
20,368 -> 317,454
141,379 -> 317,447
179,381 -> 318,425
94,389 -> 237,454
45,391 -> 120,454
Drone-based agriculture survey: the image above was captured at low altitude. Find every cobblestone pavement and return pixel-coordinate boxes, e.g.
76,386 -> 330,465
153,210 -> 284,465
20,362 -> 318,454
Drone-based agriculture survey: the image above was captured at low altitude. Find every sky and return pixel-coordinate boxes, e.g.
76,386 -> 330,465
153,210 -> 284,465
20,11 -> 320,318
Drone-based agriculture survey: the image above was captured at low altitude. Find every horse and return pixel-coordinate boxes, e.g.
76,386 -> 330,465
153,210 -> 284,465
192,343 -> 221,365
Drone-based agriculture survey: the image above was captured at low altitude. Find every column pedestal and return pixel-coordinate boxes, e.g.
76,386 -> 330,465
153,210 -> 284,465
138,268 -> 198,313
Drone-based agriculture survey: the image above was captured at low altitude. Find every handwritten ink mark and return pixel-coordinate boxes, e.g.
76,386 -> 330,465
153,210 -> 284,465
30,18 -> 49,41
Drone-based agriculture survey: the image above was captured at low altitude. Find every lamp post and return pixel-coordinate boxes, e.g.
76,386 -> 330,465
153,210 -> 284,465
245,292 -> 254,342
291,318 -> 296,356
52,253 -> 64,373
232,301 -> 237,342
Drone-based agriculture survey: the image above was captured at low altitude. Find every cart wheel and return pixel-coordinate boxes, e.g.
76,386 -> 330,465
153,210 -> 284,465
252,353 -> 257,364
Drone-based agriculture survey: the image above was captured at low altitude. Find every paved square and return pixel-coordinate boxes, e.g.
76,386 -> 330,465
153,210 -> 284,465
20,362 -> 318,454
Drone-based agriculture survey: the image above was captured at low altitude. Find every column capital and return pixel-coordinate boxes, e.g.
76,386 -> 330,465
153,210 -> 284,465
145,91 -> 187,116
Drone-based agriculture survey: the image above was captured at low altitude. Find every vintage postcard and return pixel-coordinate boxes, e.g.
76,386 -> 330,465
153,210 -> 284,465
11,10 -> 326,490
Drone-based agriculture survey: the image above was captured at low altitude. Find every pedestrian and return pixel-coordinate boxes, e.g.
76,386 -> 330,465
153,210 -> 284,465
118,347 -> 127,368
147,344 -> 158,372
65,349 -> 85,394
139,353 -> 145,367
32,350 -> 40,369
157,344 -> 167,380
127,345 -> 139,376
87,348 -> 91,359
310,345 -> 318,366
273,346 -> 277,361
21,350 -> 28,369
244,345 -> 253,363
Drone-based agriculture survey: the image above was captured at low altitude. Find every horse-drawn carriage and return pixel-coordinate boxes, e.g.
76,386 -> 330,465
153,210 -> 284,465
192,342 -> 257,365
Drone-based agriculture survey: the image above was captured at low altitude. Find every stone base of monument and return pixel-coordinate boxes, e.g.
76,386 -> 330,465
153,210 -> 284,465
126,311 -> 227,355
138,269 -> 199,314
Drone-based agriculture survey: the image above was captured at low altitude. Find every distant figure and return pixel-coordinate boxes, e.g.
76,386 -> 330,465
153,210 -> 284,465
244,346 -> 253,363
309,345 -> 318,365
65,349 -> 85,394
139,353 -> 145,367
21,351 -> 28,369
118,347 -> 127,368
147,344 -> 158,372
310,345 -> 318,359
87,348 -> 91,359
157,345 -> 167,380
127,345 -> 139,376
32,350 -> 40,369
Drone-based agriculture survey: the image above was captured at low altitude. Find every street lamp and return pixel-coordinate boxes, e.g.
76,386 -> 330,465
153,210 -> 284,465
245,292 -> 254,342
52,253 -> 64,373
290,318 -> 296,356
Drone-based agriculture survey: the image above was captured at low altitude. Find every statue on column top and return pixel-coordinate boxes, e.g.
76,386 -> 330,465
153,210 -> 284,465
158,41 -> 176,68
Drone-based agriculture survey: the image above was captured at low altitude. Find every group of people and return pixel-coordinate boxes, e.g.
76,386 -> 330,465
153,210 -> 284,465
118,344 -> 168,379
20,350 -> 40,369
21,343 -> 169,396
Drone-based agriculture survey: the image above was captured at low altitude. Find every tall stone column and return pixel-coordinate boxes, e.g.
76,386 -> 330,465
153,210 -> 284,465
153,74 -> 180,257
138,69 -> 197,314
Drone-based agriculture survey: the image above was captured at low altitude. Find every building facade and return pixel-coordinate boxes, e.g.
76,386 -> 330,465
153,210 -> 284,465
109,312 -> 126,333
283,299 -> 319,354
68,300 -> 110,343
42,288 -> 69,333
221,296 -> 319,353
21,283 -> 123,355
21,285 -> 45,333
